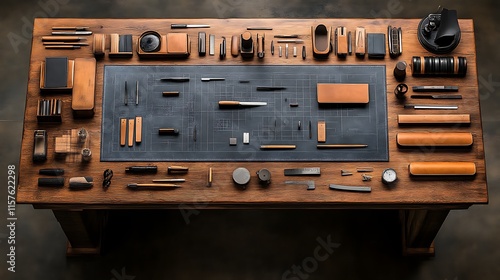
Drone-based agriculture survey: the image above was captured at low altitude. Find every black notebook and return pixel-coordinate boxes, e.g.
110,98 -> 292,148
44,57 -> 68,88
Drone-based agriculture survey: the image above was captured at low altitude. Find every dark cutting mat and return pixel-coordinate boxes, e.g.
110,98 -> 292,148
101,65 -> 388,162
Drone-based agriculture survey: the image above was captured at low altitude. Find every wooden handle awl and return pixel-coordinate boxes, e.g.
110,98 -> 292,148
409,162 -> 476,176
397,132 -> 473,147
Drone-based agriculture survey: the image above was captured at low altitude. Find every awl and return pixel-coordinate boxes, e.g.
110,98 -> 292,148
51,31 -> 93,35
410,95 -> 462,99
128,183 -> 182,189
171,24 -> 210,29
219,101 -> 267,107
160,77 -> 190,82
404,105 -> 458,110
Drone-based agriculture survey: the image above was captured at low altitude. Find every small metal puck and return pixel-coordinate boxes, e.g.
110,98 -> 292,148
256,168 -> 271,186
139,31 -> 161,52
233,167 -> 251,187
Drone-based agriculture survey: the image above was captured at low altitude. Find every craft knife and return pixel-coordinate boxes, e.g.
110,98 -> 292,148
410,95 -> 462,99
329,184 -> 371,192
284,181 -> 316,190
218,101 -> 267,107
171,24 -> 210,29
51,31 -> 93,35
404,105 -> 458,110
201,78 -> 225,81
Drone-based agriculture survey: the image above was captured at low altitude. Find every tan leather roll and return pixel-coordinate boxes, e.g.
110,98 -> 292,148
396,132 -> 473,147
409,162 -> 476,176
398,114 -> 471,125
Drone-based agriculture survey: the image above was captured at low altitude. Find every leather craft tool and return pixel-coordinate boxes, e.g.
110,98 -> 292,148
396,132 -> 473,147
357,167 -> 374,173
394,61 -> 407,82
257,33 -> 265,58
413,86 -> 459,92
69,176 -> 93,189
284,168 -> 321,176
312,24 -> 332,58
39,168 -> 64,176
335,26 -> 348,57
198,32 -> 206,56
125,166 -> 158,174
260,145 -> 296,150
231,35 -> 239,57
394,83 -> 408,99
279,45 -> 282,57
159,128 -> 180,135
317,120 -> 326,143
284,181 -> 315,190
387,25 -> 402,58
209,34 -> 215,56
135,116 -> 142,143
302,46 -> 306,59
233,167 -> 251,188
168,166 -> 189,173
44,42 -> 89,46
45,45 -> 81,49
220,36 -> 226,59
240,31 -> 254,58
279,39 -> 304,43
362,174 -> 372,181
410,94 -> 462,99
412,56 -> 467,77
347,31 -> 352,55
257,168 -> 272,186
103,169 -> 113,188
256,86 -> 286,91
355,27 -> 366,57
124,81 -> 128,105
52,26 -> 89,30
274,35 -> 299,38
153,179 -> 186,183
171,24 -> 210,29
120,118 -> 127,146
317,144 -> 368,149
329,184 -> 371,192
33,130 -> 47,162
201,78 -> 225,81
51,31 -> 92,35
382,168 -> 397,185
285,44 -> 289,58
135,81 -> 139,105
408,162 -> 476,176
207,168 -> 213,187
404,104 -> 458,110
341,170 -> 353,176
243,133 -> 250,144
38,177 -> 64,187
293,46 -> 297,57
397,114 -> 471,125
162,91 -> 180,97
247,27 -> 273,30
160,77 -> 190,82
128,183 -> 182,189
367,33 -> 386,58
81,148 -> 92,162
128,119 -> 134,147
42,36 -> 85,41
219,101 -> 267,107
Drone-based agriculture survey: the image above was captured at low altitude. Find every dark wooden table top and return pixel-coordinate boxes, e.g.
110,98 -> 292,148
17,18 -> 487,209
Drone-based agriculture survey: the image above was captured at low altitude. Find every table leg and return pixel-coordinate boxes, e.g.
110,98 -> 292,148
52,209 -> 106,256
400,209 -> 450,256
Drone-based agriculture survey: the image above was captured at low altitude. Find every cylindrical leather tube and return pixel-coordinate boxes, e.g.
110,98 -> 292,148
397,132 -> 473,147
409,162 -> 476,176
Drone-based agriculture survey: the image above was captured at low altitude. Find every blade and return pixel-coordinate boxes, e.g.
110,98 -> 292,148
239,102 -> 267,106
52,31 -> 93,35
329,184 -> 371,192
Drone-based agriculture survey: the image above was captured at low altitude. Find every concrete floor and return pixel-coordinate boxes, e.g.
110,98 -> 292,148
1,0 -> 499,279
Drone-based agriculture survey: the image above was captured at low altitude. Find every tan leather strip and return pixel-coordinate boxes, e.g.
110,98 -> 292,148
317,120 -> 326,143
135,116 -> 142,143
398,114 -> 471,124
120,118 -> 127,146
409,162 -> 476,176
128,119 -> 135,147
397,132 -> 473,147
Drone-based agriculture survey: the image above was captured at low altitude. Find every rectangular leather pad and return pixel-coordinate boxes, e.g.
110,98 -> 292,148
317,83 -> 369,104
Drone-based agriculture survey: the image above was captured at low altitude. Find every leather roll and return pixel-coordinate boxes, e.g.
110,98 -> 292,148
409,162 -> 476,176
396,132 -> 473,147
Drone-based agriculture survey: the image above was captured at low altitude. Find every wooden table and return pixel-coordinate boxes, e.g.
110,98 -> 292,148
17,18 -> 487,256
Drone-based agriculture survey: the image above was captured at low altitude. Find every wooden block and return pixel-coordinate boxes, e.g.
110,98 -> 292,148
128,119 -> 134,147
40,59 -> 74,91
317,120 -> 326,143
396,132 -> 473,147
398,114 -> 471,125
317,83 -> 369,104
135,116 -> 142,143
120,119 -> 126,146
409,162 -> 476,176
72,58 -> 96,118
110,34 -> 133,57
92,33 -> 105,56
55,136 -> 71,154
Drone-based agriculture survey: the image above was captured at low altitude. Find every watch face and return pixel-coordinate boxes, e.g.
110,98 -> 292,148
383,168 -> 397,183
